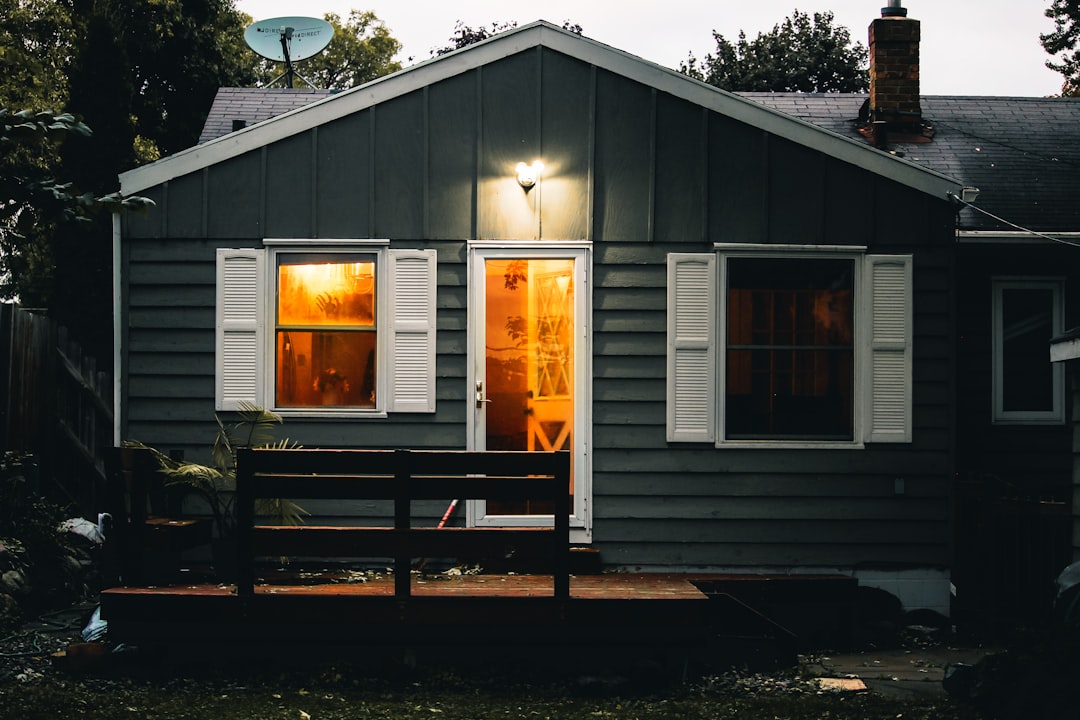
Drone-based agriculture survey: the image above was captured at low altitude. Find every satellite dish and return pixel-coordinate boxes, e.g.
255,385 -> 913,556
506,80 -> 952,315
245,16 -> 334,88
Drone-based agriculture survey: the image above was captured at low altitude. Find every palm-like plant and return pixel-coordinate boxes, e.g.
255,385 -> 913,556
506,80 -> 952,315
126,404 -> 307,538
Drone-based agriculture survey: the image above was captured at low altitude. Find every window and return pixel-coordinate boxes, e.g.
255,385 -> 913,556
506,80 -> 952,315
275,254 -> 378,409
216,244 -> 437,416
726,257 -> 854,441
992,278 -> 1064,424
667,249 -> 912,447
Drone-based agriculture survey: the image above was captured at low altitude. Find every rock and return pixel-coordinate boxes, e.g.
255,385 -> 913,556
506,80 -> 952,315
0,592 -> 20,635
0,569 -> 29,598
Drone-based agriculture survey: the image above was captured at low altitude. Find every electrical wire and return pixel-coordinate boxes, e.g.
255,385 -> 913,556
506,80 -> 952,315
931,118 -> 1080,170
949,193 -> 1080,249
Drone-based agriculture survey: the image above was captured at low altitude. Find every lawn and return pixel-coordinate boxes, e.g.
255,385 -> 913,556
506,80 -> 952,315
0,648 -> 985,720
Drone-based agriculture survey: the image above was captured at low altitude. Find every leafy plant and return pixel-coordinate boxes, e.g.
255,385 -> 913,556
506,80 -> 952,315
126,404 -> 307,538
0,452 -> 84,618
314,367 -> 349,393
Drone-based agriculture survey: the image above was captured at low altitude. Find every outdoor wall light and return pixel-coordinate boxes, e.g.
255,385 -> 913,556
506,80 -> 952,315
515,160 -> 544,190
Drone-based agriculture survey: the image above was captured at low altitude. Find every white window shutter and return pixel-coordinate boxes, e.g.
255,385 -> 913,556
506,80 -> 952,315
387,249 -> 437,413
216,248 -> 265,411
666,253 -> 717,443
864,254 -> 913,443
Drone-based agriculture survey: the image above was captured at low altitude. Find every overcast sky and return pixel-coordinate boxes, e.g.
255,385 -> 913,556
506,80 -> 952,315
233,1 -> 1064,97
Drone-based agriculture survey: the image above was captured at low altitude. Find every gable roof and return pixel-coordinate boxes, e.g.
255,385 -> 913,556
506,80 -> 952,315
119,21 -> 961,201
197,87 -> 334,144
742,93 -> 1080,234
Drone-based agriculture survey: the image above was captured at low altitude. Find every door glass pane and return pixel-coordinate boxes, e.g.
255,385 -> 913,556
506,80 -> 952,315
484,258 -> 574,515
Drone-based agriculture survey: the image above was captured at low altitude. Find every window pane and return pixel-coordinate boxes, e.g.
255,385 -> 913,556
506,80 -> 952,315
1001,288 -> 1054,412
276,331 -> 377,407
726,258 -> 854,440
278,257 -> 375,326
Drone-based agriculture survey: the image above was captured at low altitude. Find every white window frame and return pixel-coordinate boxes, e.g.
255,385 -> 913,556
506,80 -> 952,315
667,245 -> 912,448
216,240 -> 437,418
991,277 -> 1065,425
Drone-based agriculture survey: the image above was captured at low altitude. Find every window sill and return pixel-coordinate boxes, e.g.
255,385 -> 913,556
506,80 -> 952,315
717,440 -> 866,450
274,409 -> 389,420
991,416 -> 1065,426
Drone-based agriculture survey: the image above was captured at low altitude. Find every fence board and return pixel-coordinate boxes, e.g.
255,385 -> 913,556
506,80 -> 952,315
2,304 -> 112,514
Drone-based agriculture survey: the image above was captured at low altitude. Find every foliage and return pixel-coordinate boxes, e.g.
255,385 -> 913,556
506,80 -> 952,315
0,452 -> 84,620
0,0 -> 250,328
63,0 -> 258,165
41,0 -> 252,353
681,11 -> 868,93
432,20 -> 582,56
0,0 -> 72,114
1042,0 -> 1080,96
255,10 -> 402,90
126,405 -> 306,539
0,109 -> 153,305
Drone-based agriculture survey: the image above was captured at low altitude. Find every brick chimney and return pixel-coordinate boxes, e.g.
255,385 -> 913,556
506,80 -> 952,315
868,1 -> 922,131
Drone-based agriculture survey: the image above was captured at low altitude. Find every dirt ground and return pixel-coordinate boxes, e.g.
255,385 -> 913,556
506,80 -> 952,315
0,601 -> 992,720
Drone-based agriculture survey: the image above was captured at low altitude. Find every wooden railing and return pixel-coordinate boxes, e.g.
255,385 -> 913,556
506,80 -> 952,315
234,448 -> 571,599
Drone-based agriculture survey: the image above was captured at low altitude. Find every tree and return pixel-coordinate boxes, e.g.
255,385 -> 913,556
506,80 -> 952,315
253,10 -> 402,89
63,0 -> 257,165
47,0 -> 255,352
1042,0 -> 1080,96
432,20 -> 582,56
681,11 -> 868,93
0,109 -> 151,305
0,0 -> 72,113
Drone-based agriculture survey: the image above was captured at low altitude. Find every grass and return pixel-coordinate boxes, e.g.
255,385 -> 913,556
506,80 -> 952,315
0,653 -> 985,720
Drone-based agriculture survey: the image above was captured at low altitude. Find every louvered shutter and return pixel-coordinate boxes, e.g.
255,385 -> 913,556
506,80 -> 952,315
216,248 -> 265,410
864,254 -> 913,443
387,249 -> 437,413
666,253 -> 717,442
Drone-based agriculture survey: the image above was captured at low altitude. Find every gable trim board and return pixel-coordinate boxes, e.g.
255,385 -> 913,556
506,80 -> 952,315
118,22 -> 961,203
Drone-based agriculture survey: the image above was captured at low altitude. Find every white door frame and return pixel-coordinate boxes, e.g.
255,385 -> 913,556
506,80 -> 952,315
466,241 -> 592,541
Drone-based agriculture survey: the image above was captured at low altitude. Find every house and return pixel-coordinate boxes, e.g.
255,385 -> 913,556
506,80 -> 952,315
742,5 -> 1080,627
114,18 -> 969,620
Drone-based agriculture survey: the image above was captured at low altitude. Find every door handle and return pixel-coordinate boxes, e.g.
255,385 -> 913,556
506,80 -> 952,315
475,380 -> 492,408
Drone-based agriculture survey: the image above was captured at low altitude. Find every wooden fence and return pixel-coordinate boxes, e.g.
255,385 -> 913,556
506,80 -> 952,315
953,475 -> 1073,634
1,303 -> 113,514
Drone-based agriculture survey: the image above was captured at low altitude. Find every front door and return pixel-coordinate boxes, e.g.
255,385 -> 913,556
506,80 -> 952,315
468,245 -> 589,534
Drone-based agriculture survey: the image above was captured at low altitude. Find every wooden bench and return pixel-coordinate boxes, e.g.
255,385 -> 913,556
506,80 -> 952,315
234,448 -> 571,599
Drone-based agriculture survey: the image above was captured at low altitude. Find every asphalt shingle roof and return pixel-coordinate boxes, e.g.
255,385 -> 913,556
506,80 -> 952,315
197,87 -> 333,145
740,93 -> 1080,233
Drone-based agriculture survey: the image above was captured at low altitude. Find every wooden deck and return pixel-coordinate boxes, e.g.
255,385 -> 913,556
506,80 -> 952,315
100,572 -> 715,648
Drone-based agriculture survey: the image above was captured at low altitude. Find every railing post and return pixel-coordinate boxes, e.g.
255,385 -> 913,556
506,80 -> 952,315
394,449 -> 412,599
235,448 -> 255,596
554,451 -> 570,600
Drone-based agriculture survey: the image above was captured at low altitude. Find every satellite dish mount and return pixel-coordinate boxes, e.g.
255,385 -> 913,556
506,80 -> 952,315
245,17 -> 335,89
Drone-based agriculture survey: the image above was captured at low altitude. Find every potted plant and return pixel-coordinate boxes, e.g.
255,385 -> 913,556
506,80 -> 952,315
125,404 -> 306,578
313,367 -> 349,405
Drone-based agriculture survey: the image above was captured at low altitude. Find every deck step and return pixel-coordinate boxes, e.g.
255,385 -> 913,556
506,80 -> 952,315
140,517 -> 212,550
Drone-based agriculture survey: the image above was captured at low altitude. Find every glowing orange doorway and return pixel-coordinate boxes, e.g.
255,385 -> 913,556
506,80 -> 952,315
472,250 -> 587,524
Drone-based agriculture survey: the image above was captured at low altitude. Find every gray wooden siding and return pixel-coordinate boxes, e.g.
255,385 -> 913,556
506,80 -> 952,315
956,243 -> 1078,496
122,47 -> 957,571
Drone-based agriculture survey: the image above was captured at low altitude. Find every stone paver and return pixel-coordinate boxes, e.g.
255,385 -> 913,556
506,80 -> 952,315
804,645 -> 999,698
